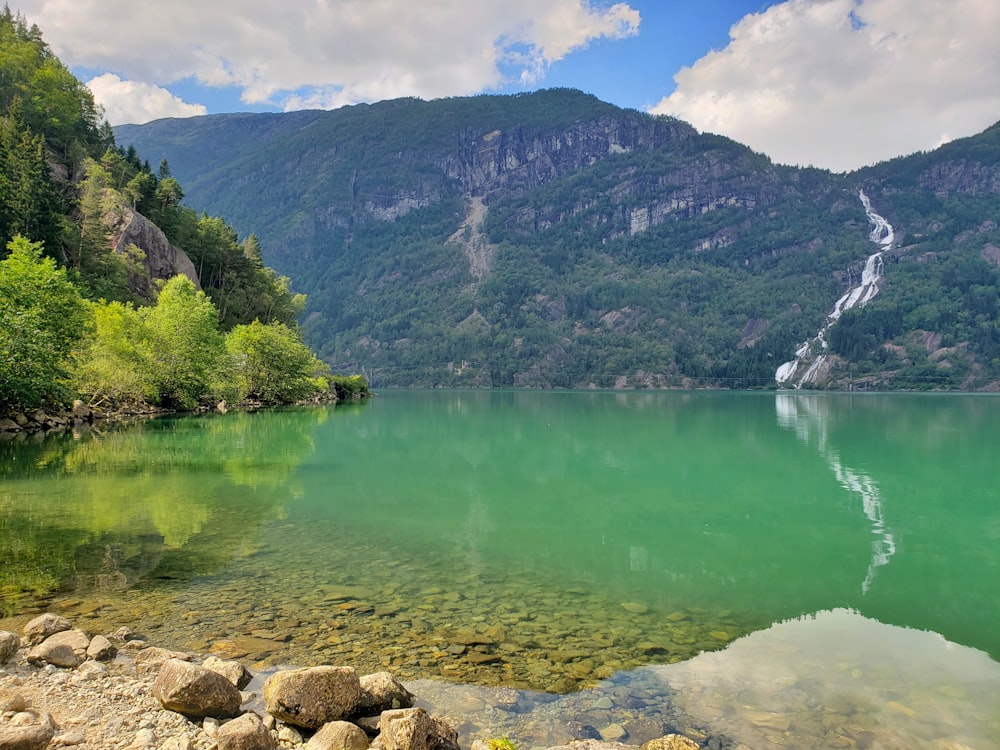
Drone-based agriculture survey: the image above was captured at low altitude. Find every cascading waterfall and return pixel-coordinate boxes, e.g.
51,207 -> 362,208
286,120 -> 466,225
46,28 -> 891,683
775,190 -> 894,388
775,394 -> 895,593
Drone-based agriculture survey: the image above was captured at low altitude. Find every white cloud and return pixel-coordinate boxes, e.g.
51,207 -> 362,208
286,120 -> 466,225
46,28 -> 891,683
651,0 -> 1000,172
20,0 -> 639,111
86,74 -> 207,125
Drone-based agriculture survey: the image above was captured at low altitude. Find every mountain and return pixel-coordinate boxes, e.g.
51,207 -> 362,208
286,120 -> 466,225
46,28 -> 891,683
115,90 -> 1000,389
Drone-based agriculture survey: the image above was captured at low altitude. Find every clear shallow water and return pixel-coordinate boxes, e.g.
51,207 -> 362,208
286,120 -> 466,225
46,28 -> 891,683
1,391 -> 999,748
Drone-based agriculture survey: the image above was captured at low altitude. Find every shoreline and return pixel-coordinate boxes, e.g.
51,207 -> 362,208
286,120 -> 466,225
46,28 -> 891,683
0,613 -> 709,750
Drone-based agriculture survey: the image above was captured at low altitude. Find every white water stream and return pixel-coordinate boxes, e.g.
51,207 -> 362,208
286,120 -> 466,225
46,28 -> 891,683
775,190 -> 894,387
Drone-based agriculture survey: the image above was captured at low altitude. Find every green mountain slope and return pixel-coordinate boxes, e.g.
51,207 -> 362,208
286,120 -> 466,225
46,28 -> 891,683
116,90 -> 1000,389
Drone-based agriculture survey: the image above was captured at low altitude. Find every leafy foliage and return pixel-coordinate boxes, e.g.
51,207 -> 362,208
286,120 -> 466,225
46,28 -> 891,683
225,319 -> 330,403
0,236 -> 86,407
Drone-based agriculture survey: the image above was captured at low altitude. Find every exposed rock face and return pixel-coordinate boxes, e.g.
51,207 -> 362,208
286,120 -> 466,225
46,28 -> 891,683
262,666 -> 362,730
104,204 -> 201,300
152,659 -> 243,719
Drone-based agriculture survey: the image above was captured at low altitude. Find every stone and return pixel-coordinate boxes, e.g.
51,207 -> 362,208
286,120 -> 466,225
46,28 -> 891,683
356,672 -> 414,714
599,723 -> 628,742
216,713 -> 276,750
26,630 -> 86,669
152,658 -> 243,719
22,614 -> 72,646
0,692 -> 27,713
378,708 -> 458,750
0,631 -> 19,663
641,736 -> 702,750
277,725 -> 303,745
136,647 -> 191,672
263,666 -> 361,730
0,711 -> 55,750
203,656 -> 253,690
86,634 -> 117,661
0,418 -> 20,432
305,720 -> 370,750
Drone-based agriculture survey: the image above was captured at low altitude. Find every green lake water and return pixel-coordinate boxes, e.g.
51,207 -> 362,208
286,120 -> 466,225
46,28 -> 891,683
2,391 -> 999,748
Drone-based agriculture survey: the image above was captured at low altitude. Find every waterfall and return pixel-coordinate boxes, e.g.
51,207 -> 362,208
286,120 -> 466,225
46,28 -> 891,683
775,190 -> 893,388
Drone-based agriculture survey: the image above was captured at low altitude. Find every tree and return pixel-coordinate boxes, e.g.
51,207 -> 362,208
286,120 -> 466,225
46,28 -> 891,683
140,275 -> 224,408
73,299 -> 155,406
0,235 -> 86,408
225,319 -> 329,403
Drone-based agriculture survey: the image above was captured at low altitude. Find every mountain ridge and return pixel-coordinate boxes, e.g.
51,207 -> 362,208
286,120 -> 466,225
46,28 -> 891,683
116,89 -> 1000,389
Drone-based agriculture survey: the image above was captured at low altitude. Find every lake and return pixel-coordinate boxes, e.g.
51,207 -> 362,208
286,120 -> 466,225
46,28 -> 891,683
2,391 -> 998,748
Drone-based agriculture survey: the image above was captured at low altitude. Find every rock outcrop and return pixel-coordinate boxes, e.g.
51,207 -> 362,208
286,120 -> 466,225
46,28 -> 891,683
104,204 -> 201,300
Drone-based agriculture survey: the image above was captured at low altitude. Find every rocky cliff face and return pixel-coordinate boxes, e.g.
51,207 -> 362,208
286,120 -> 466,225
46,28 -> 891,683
104,205 -> 201,300
115,94 -> 1000,390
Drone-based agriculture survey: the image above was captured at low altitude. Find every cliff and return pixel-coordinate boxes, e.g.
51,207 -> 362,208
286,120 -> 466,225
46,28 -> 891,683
116,92 -> 1000,390
104,204 -> 201,300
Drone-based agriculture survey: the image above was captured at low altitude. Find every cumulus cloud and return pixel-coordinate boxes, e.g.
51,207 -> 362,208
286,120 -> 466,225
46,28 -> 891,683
20,0 -> 639,111
86,74 -> 207,125
651,0 -> 1000,172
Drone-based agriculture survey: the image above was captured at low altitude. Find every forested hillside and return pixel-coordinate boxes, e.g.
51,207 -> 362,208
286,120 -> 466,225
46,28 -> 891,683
0,11 -> 356,414
118,92 -> 1000,390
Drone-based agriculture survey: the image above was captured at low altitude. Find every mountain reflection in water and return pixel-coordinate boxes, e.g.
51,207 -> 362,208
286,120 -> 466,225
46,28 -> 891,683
411,609 -> 1000,750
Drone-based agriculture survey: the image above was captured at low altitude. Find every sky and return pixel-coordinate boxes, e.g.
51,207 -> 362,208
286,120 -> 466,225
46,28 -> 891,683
16,0 -> 1000,172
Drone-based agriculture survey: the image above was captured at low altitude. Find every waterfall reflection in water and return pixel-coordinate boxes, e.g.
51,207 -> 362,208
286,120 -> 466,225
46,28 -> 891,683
407,610 -> 1000,750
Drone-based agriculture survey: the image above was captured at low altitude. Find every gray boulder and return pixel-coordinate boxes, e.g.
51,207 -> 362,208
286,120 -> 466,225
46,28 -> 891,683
86,634 -> 117,661
203,655 -> 253,690
21,614 -> 71,646
216,713 -> 276,750
378,708 -> 458,750
0,631 -> 19,663
152,659 -> 243,719
25,629 -> 89,669
305,720 -> 370,750
0,711 -> 55,750
262,666 -> 361,730
356,672 -> 414,714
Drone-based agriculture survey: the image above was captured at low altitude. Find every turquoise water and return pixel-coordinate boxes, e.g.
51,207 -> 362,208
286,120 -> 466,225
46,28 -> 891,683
2,391 -> 999,747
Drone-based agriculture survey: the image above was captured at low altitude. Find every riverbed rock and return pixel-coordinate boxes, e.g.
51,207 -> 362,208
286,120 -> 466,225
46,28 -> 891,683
22,614 -> 71,646
26,629 -> 88,669
305,720 -> 370,750
203,656 -> 253,690
641,736 -> 702,750
0,710 -> 55,750
0,631 -> 19,663
378,708 -> 458,750
263,666 -> 362,730
86,634 -> 117,661
152,659 -> 243,718
216,712 -> 275,750
356,672 -> 414,713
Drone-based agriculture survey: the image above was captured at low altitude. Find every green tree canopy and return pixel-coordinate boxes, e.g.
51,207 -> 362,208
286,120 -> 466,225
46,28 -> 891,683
140,275 -> 225,409
225,319 -> 330,404
0,235 -> 86,407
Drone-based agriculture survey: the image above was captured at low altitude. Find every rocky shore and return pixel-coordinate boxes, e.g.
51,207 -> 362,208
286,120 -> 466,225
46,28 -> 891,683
0,614 -> 707,750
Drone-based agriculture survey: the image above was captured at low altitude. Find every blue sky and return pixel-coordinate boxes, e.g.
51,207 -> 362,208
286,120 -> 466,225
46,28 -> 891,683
17,0 -> 1000,172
